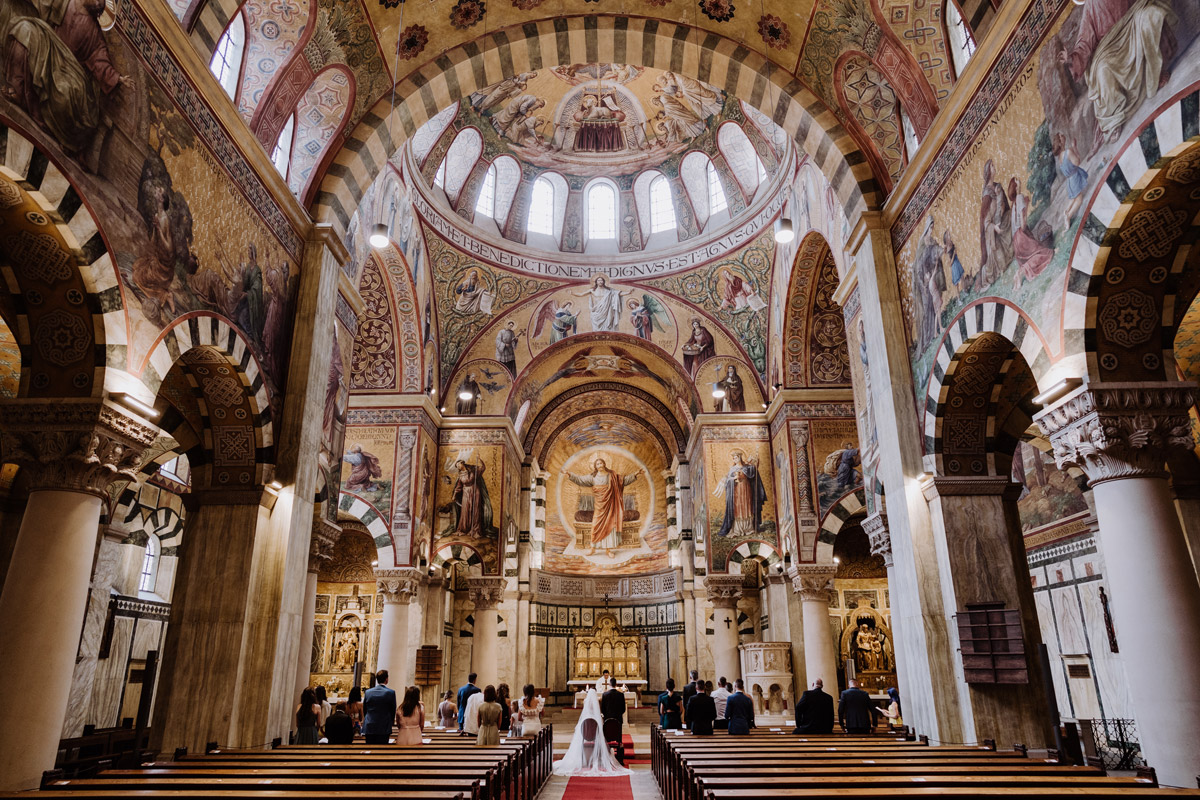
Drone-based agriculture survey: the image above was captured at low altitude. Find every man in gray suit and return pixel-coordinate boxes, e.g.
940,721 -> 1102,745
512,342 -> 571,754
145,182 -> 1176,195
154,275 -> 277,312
362,670 -> 397,744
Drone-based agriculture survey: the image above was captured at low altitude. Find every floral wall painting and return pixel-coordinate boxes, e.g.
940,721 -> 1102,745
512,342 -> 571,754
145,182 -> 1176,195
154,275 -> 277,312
897,0 -> 1200,397
809,419 -> 862,518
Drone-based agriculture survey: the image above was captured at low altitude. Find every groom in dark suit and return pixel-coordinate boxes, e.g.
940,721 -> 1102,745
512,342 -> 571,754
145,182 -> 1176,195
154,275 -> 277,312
600,677 -> 627,741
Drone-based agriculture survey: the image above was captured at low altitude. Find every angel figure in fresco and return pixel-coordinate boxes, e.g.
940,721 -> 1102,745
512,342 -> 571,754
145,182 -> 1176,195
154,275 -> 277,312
572,275 -> 629,332
682,318 -> 716,378
439,450 -> 495,539
718,268 -> 766,313
627,294 -> 670,341
562,457 -> 644,557
651,94 -> 706,144
1,0 -> 130,156
655,72 -> 723,119
714,450 -> 767,538
343,444 -> 382,493
533,300 -> 579,343
470,71 -> 538,113
712,364 -> 745,412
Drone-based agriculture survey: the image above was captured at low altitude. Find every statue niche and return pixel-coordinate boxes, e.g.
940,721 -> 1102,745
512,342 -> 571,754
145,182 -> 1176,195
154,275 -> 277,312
571,613 -> 643,681
332,614 -> 365,673
838,606 -> 896,693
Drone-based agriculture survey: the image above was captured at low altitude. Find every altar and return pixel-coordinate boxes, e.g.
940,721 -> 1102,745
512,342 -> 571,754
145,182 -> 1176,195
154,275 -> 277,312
570,612 -> 645,682
567,681 -> 644,709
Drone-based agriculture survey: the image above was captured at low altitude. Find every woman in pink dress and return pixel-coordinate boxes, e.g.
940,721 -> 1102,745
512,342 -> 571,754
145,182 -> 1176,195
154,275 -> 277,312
395,686 -> 425,745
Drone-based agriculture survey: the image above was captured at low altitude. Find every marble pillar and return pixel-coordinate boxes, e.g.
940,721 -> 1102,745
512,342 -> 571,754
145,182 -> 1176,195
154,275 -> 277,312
792,565 -> 840,690
0,401 -> 156,791
376,568 -> 422,689
468,577 -> 506,687
705,575 -> 743,683
922,476 -> 1052,748
294,518 -> 341,704
1036,382 -> 1200,787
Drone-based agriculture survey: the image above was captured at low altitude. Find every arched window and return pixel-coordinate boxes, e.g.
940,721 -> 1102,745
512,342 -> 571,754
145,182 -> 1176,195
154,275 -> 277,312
209,13 -> 245,99
139,536 -> 161,594
271,114 -> 294,177
756,155 -> 768,185
587,183 -> 617,240
434,158 -> 447,188
475,163 -> 497,218
901,110 -> 920,161
708,161 -> 729,214
528,177 -> 555,235
648,175 -> 676,233
946,0 -> 977,78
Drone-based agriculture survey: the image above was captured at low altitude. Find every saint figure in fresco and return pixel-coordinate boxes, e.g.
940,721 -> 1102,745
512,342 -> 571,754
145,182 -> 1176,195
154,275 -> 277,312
494,320 -> 523,377
682,318 -> 716,378
440,454 -> 494,538
562,457 -> 643,557
1,0 -> 128,155
978,159 -> 1014,285
573,275 -> 628,332
454,268 -> 490,314
455,373 -> 480,415
714,450 -> 767,538
343,444 -> 382,493
713,364 -> 745,412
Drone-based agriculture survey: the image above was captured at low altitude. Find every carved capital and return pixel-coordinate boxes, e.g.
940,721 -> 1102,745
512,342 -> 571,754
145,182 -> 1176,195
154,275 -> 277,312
704,575 -> 744,608
1034,382 -> 1196,484
467,576 -> 507,609
862,512 -> 893,568
0,401 -> 157,497
790,564 -> 836,603
376,568 -> 423,604
309,517 -> 342,573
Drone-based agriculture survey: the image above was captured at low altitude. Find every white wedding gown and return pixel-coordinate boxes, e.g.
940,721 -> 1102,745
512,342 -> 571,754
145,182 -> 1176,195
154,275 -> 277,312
552,689 -> 630,776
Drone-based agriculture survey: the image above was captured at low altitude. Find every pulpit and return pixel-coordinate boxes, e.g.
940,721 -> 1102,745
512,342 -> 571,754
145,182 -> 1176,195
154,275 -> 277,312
739,641 -> 794,725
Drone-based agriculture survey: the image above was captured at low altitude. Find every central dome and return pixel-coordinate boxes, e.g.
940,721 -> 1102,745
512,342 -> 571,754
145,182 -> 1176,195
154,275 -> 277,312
403,63 -> 793,271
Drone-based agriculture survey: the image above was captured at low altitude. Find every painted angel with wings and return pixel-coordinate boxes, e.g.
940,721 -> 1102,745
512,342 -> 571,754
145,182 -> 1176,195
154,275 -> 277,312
627,294 -> 670,341
533,299 -> 579,343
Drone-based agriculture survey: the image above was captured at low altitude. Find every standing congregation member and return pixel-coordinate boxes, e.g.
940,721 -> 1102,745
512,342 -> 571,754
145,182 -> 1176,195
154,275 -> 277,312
457,672 -> 480,734
839,679 -> 877,734
476,685 -> 502,746
295,688 -> 321,744
878,687 -> 902,730
395,686 -> 425,745
362,670 -> 398,744
314,685 -> 331,731
601,677 -> 627,741
497,683 -> 512,732
324,702 -> 354,744
516,684 -> 543,737
725,679 -> 755,735
711,677 -> 731,730
658,678 -> 683,729
794,678 -> 835,734
347,686 -> 364,734
685,680 -> 716,735
681,669 -> 700,713
437,690 -> 458,729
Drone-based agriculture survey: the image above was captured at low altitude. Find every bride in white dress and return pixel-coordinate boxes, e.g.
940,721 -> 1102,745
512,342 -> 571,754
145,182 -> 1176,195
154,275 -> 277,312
552,689 -> 630,776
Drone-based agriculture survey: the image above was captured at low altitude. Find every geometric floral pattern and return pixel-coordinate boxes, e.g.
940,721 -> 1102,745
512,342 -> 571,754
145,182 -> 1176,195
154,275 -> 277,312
288,68 -> 352,198
840,54 -> 905,185
237,0 -> 308,122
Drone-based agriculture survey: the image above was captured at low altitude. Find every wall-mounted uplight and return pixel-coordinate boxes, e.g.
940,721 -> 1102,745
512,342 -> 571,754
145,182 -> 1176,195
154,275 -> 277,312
712,389 -> 726,399
458,390 -> 474,401
1031,377 -> 1083,407
371,559 -> 379,567
268,480 -> 283,491
111,392 -> 160,420
369,223 -> 389,249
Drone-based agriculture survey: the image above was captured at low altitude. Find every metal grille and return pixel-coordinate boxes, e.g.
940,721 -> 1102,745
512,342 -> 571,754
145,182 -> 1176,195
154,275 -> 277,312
1093,718 -> 1144,770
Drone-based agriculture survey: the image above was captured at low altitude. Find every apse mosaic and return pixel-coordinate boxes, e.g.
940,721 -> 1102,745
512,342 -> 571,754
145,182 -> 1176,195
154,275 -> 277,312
897,0 -> 1200,396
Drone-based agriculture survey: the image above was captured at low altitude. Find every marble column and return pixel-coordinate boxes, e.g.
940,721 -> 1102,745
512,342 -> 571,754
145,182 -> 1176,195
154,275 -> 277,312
0,401 -> 156,791
792,565 -> 840,690
376,568 -> 422,689
705,575 -> 743,683
294,518 -> 341,704
1036,382 -> 1200,787
468,577 -> 506,686
922,476 -> 1052,748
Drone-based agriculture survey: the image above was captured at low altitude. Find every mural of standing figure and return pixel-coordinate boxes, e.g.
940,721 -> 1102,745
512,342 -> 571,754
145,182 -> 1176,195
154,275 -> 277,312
494,321 -> 523,376
682,318 -> 716,378
627,294 -> 669,340
533,300 -> 579,342
979,159 -> 1014,284
455,373 -> 480,415
573,275 -> 628,332
440,453 -> 494,538
713,364 -> 745,412
562,457 -> 643,557
713,450 -> 767,538
343,444 -> 382,493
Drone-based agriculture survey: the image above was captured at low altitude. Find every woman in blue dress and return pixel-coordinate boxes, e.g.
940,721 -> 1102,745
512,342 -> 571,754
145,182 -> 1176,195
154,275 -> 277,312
658,677 -> 683,729
1053,133 -> 1089,225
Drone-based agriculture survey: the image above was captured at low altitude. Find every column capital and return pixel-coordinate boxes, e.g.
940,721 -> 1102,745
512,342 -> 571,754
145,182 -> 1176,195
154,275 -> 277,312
789,564 -> 836,602
376,568 -> 423,604
309,517 -> 342,574
1034,382 -> 1196,484
704,575 -> 744,608
466,576 -> 507,609
0,400 -> 157,498
861,512 -> 893,569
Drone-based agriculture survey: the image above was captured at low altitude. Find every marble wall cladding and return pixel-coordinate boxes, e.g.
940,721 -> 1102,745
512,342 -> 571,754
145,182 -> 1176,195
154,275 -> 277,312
449,601 -> 474,690
547,637 -> 568,690
87,617 -> 134,729
1077,581 -> 1132,720
62,539 -> 127,737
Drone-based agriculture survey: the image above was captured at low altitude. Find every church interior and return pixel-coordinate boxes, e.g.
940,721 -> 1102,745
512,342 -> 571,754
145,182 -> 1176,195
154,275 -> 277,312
1,0 -> 1199,795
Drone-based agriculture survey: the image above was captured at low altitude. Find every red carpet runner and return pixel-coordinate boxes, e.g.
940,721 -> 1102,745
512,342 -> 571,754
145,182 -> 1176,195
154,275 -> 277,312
563,776 -> 634,800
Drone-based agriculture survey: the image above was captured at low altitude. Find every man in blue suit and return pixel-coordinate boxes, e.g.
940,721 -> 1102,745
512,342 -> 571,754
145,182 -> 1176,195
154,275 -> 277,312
456,672 -> 480,734
362,670 -> 397,744
725,679 -> 756,735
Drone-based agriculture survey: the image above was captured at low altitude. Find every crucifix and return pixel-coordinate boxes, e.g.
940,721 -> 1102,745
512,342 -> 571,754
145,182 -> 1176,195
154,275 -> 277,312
723,616 -> 733,630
